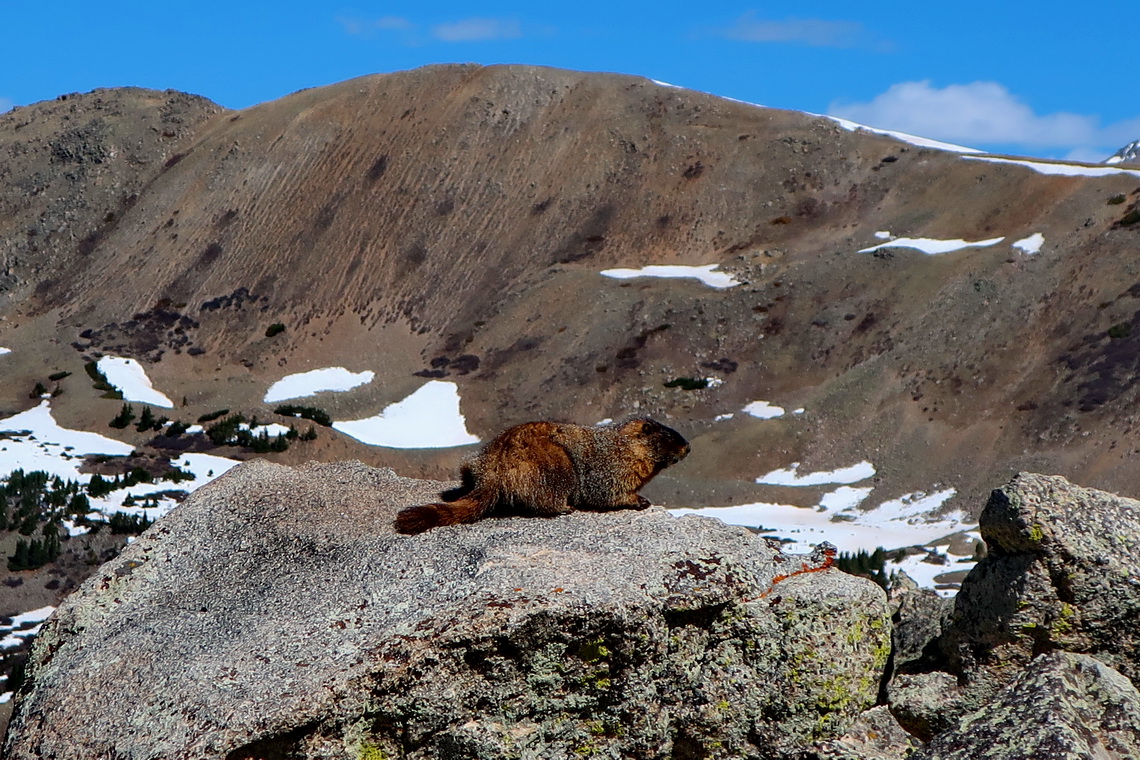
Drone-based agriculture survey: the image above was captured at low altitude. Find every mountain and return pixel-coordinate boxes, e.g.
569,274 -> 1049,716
1106,139 -> 1140,166
3,63 -> 1140,527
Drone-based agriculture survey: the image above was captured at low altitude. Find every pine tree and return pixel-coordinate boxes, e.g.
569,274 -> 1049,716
69,492 -> 90,515
109,404 -> 136,429
8,539 -> 30,571
136,406 -> 156,432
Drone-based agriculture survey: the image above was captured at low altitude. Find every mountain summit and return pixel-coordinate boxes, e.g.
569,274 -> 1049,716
1105,139 -> 1140,166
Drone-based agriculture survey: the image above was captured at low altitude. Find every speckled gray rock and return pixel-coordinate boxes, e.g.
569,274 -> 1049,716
5,459 -> 890,760
912,652 -> 1140,760
888,572 -> 952,674
887,671 -> 963,742
809,705 -> 919,760
941,473 -> 1140,695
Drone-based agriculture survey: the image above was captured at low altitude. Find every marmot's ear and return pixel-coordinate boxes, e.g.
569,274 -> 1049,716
621,418 -> 649,435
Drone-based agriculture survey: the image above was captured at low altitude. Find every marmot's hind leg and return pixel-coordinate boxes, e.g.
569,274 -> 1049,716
440,463 -> 477,502
509,452 -> 577,517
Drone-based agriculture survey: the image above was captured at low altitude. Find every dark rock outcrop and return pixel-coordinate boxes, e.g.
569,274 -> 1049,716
4,459 -> 890,760
944,472 -> 1140,686
913,652 -> 1140,760
892,472 -> 1140,742
888,572 -> 953,675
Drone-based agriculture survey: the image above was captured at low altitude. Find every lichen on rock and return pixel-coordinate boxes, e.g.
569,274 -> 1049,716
912,652 -> 1140,760
4,459 -> 890,760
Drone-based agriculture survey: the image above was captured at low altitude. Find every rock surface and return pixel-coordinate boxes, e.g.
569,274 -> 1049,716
913,652 -> 1140,760
943,472 -> 1140,687
5,459 -> 890,760
890,472 -> 1140,742
810,704 -> 918,760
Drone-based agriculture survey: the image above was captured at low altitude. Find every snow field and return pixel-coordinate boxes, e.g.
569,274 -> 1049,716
742,401 -> 785,419
96,357 -> 174,408
332,380 -> 479,449
825,115 -> 984,154
965,155 -> 1140,178
757,460 -> 877,486
859,236 -> 1005,256
600,264 -> 741,289
0,402 -> 239,533
1012,233 -> 1044,254
264,367 -> 375,403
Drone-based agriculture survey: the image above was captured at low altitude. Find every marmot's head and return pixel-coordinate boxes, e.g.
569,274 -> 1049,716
619,417 -> 690,466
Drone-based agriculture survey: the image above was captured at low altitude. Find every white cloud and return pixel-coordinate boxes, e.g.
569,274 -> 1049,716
829,81 -> 1140,158
337,15 -> 414,38
339,15 -> 530,44
431,18 -> 522,42
722,12 -> 873,49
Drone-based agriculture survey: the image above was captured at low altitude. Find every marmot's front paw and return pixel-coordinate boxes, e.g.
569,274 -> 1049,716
635,495 -> 652,510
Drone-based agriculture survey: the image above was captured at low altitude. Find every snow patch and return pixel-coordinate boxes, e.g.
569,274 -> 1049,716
333,381 -> 480,449
241,423 -> 291,437
97,356 -> 174,408
0,401 -> 134,481
670,487 -> 972,594
965,155 -> 1140,177
0,348 -> 10,356
742,401 -> 785,419
263,367 -> 375,403
889,550 -> 972,598
858,236 -> 1005,255
0,401 -> 242,530
671,488 -> 968,556
600,264 -> 740,289
1,606 -> 55,650
825,115 -> 984,154
873,230 -> 892,240
1012,233 -> 1044,254
757,460 -> 876,486
819,486 -> 874,511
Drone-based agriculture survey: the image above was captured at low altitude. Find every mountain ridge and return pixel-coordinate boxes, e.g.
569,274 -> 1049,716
3,63 -> 1140,520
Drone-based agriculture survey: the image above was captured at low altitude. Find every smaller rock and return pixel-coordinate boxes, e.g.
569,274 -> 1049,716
887,671 -> 962,742
810,705 -> 919,760
912,652 -> 1140,760
888,572 -> 952,674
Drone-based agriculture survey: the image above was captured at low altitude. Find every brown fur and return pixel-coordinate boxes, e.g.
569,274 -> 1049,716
394,418 -> 690,534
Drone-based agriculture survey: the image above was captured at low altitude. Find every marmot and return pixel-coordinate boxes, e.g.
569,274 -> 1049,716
395,417 -> 690,534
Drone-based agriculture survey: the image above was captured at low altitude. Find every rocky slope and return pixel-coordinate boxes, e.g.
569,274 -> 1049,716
2,64 -> 1140,523
6,466 -> 1140,758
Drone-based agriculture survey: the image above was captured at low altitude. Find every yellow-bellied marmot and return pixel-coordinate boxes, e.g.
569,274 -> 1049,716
395,417 -> 690,534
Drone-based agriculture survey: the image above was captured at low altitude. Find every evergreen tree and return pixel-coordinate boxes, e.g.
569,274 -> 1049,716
18,511 -> 38,536
109,404 -> 136,429
136,406 -> 157,432
8,539 -> 30,571
69,492 -> 90,515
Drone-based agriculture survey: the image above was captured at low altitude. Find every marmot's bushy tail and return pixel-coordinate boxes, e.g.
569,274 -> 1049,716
394,496 -> 491,534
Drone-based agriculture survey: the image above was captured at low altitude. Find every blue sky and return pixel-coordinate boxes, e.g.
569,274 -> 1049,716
3,2 -> 1136,161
